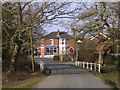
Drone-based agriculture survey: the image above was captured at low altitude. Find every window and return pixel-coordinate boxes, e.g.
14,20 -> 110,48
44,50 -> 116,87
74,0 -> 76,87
46,48 -> 50,52
50,39 -> 54,45
62,39 -> 64,45
46,48 -> 57,55
50,48 -> 53,55
42,39 -> 44,46
66,39 -> 68,44
46,48 -> 50,55
54,48 -> 56,53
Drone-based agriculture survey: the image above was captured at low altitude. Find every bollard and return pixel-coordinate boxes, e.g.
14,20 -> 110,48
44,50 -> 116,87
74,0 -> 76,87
87,62 -> 89,69
83,62 -> 85,68
40,61 -> 44,72
40,63 -> 42,72
90,62 -> 92,70
42,62 -> 44,71
94,63 -> 96,71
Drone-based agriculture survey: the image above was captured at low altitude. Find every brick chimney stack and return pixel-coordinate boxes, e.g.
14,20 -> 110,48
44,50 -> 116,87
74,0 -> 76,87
57,30 -> 60,37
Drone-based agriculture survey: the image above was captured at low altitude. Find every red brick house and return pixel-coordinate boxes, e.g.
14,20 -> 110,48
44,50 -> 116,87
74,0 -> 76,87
90,31 -> 119,56
91,32 -> 110,54
39,30 -> 75,58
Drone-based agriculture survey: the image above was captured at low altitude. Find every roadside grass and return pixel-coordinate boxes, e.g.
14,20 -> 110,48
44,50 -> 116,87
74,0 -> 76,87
84,68 -> 118,89
2,75 -> 47,88
72,64 -> 118,89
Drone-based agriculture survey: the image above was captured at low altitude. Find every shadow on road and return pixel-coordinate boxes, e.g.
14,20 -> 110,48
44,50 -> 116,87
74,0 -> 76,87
34,57 -> 109,88
34,57 -> 88,76
45,63 -> 88,76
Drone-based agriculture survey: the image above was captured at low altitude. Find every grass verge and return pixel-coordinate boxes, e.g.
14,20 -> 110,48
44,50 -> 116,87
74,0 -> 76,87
3,75 -> 47,88
72,65 -> 118,89
84,69 -> 118,89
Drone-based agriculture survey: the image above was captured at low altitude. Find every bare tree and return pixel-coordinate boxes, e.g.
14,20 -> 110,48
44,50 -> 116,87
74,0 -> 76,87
71,2 -> 119,65
2,2 -> 82,72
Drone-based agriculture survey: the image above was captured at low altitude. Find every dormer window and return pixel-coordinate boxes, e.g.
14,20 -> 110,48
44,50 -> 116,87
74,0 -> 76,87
57,30 -> 60,38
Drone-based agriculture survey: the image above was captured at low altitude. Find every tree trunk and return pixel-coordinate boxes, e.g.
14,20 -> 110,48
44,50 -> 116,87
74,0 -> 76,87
72,29 -> 77,61
30,28 -> 34,72
9,44 -> 18,72
76,49 -> 78,61
102,46 -> 112,66
98,51 -> 103,65
60,55 -> 63,62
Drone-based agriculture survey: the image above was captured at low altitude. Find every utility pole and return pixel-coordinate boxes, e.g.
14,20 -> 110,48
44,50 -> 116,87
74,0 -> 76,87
98,51 -> 103,65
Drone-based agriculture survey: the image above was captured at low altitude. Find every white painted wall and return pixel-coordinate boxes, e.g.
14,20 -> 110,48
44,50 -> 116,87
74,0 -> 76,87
59,38 -> 68,54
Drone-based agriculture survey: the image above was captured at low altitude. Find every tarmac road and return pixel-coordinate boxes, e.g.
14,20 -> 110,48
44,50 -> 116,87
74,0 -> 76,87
33,56 -> 109,88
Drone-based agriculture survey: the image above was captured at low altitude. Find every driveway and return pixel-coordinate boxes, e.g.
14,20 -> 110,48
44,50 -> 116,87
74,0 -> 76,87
33,56 -> 109,88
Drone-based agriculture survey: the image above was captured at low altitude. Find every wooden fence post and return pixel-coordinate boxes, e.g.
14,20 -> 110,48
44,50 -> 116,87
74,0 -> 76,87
78,61 -> 80,66
94,63 -> 96,71
80,61 -> 82,67
90,62 -> 92,70
80,61 -> 100,73
83,62 -> 85,68
87,62 -> 89,69
75,61 -> 77,66
98,64 -> 101,73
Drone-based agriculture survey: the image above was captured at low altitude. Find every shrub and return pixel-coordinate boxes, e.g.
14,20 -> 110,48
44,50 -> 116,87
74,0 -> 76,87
15,54 -> 39,73
78,39 -> 98,62
78,54 -> 98,62
2,51 -> 12,71
2,59 -> 10,71
63,54 -> 71,62
2,71 -> 30,83
42,67 -> 51,76
104,55 -> 116,65
53,55 -> 71,62
116,56 -> 120,72
101,66 -> 117,73
53,55 -> 60,61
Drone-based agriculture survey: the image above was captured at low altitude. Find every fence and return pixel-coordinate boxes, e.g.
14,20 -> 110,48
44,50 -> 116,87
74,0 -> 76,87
75,61 -> 101,73
39,61 -> 44,72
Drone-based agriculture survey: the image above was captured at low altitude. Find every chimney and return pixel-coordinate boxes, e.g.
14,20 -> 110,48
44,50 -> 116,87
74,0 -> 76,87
99,27 -> 103,33
57,30 -> 60,37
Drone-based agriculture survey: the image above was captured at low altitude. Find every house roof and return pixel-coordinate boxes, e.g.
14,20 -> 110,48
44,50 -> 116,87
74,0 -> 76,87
91,33 -> 110,40
44,32 -> 73,39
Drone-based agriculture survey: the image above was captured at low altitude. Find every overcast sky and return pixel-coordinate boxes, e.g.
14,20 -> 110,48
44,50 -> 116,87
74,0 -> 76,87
42,2 -> 93,36
42,3 -> 78,35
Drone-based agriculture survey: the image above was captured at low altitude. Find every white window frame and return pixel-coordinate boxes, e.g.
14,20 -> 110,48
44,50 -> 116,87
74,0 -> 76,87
62,39 -> 64,45
50,39 -> 54,45
42,39 -> 44,46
